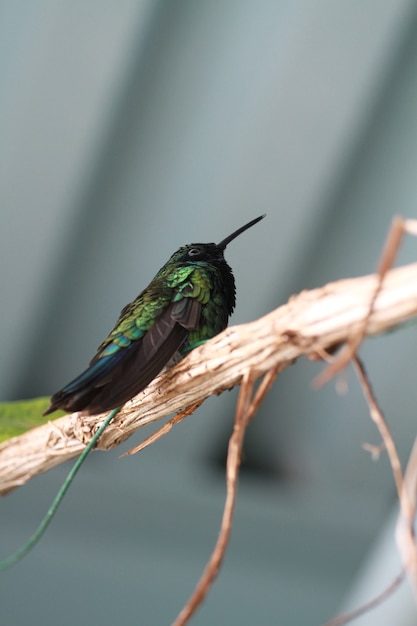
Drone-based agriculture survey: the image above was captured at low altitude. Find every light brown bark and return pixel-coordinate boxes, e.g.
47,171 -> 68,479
1,262 -> 417,495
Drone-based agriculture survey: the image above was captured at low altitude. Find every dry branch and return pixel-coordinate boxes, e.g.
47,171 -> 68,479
397,430 -> 417,599
1,262 -> 417,495
172,364 -> 283,625
172,370 -> 255,626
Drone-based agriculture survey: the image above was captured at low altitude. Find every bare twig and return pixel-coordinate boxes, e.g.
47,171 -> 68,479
315,217 -> 417,387
362,440 -> 386,460
172,370 -> 255,626
323,357 -> 416,625
2,262 -> 417,494
353,358 -> 409,515
323,570 -> 405,626
121,401 -> 203,457
354,355 -> 417,589
172,363 -> 280,626
246,363 -> 284,423
396,434 -> 417,600
320,218 -> 417,625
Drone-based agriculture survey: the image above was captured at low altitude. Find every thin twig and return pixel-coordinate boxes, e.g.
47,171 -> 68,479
320,217 -> 417,624
361,440 -> 386,460
353,356 -> 417,600
396,434 -> 417,600
121,402 -> 203,457
323,356 -> 417,626
353,357 -> 407,508
323,570 -> 405,626
315,217 -> 410,387
172,365 -> 283,625
172,370 -> 254,626
246,363 -> 284,423
322,357 -> 413,625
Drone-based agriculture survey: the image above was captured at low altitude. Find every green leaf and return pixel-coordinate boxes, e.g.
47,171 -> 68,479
0,398 -> 65,443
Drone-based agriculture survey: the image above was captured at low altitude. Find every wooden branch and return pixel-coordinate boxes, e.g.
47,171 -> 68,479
1,262 -> 417,496
172,370 -> 255,626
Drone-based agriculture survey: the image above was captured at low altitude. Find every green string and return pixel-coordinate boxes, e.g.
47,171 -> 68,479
0,406 -> 121,570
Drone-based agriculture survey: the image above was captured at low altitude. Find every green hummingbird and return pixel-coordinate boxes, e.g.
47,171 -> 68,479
43,215 -> 265,416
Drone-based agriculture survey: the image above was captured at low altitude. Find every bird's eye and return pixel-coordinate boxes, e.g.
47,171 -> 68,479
188,248 -> 202,258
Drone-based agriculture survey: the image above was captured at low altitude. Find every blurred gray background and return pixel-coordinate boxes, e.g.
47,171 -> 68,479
1,1 -> 417,624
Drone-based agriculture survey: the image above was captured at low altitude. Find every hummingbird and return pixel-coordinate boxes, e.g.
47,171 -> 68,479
43,215 -> 265,416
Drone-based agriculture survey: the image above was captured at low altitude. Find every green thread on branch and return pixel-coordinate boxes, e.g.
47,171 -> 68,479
0,406 -> 121,570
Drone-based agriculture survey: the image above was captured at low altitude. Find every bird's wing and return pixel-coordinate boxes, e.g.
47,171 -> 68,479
43,269 -> 209,415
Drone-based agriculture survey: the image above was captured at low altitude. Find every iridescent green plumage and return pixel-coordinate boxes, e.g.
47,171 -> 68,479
44,215 -> 265,416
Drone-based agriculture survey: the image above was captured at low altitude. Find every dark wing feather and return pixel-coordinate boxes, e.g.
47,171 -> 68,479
43,299 -> 201,416
80,322 -> 188,415
171,297 -> 201,329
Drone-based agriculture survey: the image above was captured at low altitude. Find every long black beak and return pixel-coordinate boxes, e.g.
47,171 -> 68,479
217,214 -> 266,251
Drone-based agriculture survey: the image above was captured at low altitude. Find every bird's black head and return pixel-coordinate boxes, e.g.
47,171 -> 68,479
168,214 -> 265,317
171,214 -> 266,265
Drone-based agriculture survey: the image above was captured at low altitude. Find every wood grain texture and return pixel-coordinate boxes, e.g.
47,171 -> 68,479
1,262 -> 417,495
